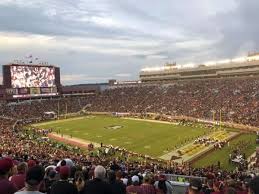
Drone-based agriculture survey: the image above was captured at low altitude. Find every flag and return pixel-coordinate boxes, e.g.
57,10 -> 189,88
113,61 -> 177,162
26,54 -> 33,58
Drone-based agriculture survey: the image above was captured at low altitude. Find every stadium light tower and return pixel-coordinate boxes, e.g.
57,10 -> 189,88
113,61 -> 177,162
211,110 -> 216,129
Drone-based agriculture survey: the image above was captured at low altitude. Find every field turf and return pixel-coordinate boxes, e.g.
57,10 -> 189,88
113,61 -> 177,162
34,115 -> 209,157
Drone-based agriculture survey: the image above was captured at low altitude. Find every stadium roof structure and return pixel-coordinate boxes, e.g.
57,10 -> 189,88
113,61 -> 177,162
140,53 -> 259,82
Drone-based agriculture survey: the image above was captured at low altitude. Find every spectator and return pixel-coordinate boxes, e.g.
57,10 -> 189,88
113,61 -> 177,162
225,187 -> 237,194
0,157 -> 18,194
27,160 -> 36,169
126,175 -> 144,194
204,180 -> 215,194
10,162 -> 28,190
108,170 -> 126,194
83,165 -> 112,194
154,175 -> 173,194
15,165 -> 45,194
44,169 -> 57,194
212,181 -> 223,194
188,178 -> 202,194
248,176 -> 259,194
141,174 -> 156,194
74,171 -> 86,194
50,166 -> 77,194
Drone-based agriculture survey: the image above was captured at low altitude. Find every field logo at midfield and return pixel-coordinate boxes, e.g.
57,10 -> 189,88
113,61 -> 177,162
105,125 -> 123,130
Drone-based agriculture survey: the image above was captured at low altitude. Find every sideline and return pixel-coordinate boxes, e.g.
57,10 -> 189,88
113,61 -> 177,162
122,117 -> 178,125
48,133 -> 100,148
33,117 -> 86,126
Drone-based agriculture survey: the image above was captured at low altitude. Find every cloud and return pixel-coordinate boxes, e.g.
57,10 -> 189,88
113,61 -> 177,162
0,0 -> 258,84
115,73 -> 132,77
212,0 -> 259,58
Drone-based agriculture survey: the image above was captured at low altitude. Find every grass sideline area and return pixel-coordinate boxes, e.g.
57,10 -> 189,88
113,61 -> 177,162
192,133 -> 257,170
33,115 -> 210,157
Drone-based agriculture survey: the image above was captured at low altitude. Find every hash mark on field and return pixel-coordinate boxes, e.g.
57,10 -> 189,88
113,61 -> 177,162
144,145 -> 151,149
125,141 -> 132,144
96,135 -> 102,138
109,138 -> 117,141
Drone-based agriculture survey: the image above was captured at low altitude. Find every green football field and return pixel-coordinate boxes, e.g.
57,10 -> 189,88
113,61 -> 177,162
33,115 -> 257,170
34,115 -> 209,157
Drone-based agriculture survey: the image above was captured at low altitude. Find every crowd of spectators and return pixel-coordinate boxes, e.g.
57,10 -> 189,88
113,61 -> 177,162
1,152 -> 259,194
1,77 -> 259,193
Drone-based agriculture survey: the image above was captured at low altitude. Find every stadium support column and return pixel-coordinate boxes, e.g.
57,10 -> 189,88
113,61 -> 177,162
212,111 -> 215,129
219,109 -> 222,130
58,100 -> 60,120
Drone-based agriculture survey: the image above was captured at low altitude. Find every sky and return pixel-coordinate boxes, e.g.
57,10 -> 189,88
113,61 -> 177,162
0,0 -> 259,85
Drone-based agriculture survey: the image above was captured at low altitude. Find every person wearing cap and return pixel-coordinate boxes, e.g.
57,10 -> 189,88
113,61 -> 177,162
44,170 -> 57,194
27,160 -> 36,169
0,157 -> 18,194
83,165 -> 112,194
248,176 -> 259,194
126,175 -> 144,194
50,166 -> 77,194
188,178 -> 203,194
14,165 -> 45,194
10,162 -> 28,190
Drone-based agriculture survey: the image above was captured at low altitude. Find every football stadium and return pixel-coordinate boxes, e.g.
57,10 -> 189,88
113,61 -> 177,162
0,53 -> 259,193
1,2 -> 259,194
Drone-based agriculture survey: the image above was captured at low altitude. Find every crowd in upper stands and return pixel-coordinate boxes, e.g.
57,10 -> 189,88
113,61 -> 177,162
1,77 -> 259,194
0,77 -> 258,127
90,78 -> 259,127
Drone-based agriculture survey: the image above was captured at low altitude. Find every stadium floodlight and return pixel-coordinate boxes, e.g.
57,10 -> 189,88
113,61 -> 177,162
247,55 -> 259,61
204,61 -> 216,66
141,66 -> 167,72
183,63 -> 195,68
218,59 -> 231,64
232,57 -> 246,63
141,53 -> 259,73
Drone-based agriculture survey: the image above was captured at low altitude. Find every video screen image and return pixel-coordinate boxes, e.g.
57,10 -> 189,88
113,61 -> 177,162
11,65 -> 55,88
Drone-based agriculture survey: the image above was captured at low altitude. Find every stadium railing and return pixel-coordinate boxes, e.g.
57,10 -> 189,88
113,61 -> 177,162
164,174 -> 207,183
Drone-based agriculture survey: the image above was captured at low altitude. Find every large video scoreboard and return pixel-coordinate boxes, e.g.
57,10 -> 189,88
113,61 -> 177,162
3,64 -> 61,98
